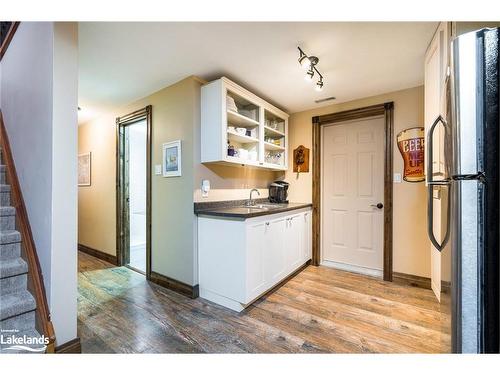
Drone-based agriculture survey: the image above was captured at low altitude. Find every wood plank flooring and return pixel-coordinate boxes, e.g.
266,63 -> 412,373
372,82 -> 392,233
78,251 -> 451,353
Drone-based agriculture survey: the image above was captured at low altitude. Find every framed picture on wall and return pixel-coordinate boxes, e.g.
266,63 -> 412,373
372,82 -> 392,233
78,152 -> 91,186
162,140 -> 182,177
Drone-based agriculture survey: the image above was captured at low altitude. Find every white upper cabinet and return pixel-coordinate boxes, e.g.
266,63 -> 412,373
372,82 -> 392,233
201,77 -> 289,171
424,22 -> 450,179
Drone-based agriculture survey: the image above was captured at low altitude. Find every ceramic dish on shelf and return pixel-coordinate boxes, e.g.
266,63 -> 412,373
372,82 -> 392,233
238,149 -> 249,160
235,127 -> 247,135
239,108 -> 257,120
226,96 -> 238,112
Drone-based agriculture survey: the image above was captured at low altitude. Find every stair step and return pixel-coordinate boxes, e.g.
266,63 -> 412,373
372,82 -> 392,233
0,257 -> 28,279
0,329 -> 46,353
0,241 -> 21,261
0,309 -> 35,332
0,207 -> 16,231
0,184 -> 10,192
0,272 -> 27,296
0,290 -> 36,321
0,206 -> 15,216
0,230 -> 21,245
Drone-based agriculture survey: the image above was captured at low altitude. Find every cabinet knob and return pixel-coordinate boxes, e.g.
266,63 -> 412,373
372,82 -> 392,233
266,222 -> 270,226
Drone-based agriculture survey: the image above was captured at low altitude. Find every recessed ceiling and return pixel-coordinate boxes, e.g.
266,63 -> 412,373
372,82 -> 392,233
78,22 -> 437,124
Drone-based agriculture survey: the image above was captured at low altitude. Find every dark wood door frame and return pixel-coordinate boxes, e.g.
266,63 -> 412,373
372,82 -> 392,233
312,102 -> 394,281
116,105 -> 152,279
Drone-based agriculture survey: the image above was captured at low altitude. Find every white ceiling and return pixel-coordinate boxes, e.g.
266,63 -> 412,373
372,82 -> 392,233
78,22 -> 437,124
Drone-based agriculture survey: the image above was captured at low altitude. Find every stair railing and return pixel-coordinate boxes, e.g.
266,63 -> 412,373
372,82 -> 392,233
0,111 -> 56,353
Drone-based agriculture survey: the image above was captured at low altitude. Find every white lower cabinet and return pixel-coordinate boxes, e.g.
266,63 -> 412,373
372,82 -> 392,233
198,207 -> 312,312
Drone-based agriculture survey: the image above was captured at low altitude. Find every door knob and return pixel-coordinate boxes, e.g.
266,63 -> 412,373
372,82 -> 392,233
370,203 -> 383,209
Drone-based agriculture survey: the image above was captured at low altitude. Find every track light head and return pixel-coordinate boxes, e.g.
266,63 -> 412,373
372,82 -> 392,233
305,68 -> 314,82
315,79 -> 324,91
308,56 -> 319,66
298,55 -> 310,70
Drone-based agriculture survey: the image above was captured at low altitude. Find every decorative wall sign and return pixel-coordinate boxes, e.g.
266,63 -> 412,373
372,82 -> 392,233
78,152 -> 91,186
162,140 -> 182,177
293,145 -> 310,174
397,127 -> 425,182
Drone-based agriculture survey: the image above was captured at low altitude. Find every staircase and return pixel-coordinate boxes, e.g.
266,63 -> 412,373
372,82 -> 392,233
0,112 -> 55,353
0,150 -> 45,353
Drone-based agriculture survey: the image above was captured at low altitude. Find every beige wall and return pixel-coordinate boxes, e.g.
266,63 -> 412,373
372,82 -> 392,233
285,86 -> 431,277
79,75 -> 280,285
79,77 -> 200,285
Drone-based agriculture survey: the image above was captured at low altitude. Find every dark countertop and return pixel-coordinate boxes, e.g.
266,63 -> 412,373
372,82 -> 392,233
194,199 -> 312,219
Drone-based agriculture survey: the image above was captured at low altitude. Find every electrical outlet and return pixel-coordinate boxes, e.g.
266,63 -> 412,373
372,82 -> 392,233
393,173 -> 402,183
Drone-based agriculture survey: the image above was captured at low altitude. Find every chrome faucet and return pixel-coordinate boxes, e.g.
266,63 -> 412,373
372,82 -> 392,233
246,188 -> 260,207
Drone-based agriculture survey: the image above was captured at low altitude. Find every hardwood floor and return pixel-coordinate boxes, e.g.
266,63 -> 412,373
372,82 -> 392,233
78,251 -> 451,353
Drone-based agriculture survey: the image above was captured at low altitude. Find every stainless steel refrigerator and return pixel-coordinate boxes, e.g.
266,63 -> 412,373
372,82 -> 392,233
427,27 -> 499,353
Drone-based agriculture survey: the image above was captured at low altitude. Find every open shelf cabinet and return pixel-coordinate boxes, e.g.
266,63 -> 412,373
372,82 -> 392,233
201,77 -> 288,171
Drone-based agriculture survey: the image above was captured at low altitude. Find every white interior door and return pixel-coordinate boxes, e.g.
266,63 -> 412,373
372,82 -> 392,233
321,117 -> 385,276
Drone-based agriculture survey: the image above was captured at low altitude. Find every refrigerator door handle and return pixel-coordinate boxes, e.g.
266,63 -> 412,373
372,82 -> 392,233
426,115 -> 451,252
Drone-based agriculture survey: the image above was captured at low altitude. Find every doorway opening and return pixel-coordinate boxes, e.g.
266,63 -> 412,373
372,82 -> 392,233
320,116 -> 385,277
116,106 -> 152,277
312,103 -> 394,281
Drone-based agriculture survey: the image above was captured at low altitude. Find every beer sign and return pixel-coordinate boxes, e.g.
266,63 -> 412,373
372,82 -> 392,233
397,127 -> 425,182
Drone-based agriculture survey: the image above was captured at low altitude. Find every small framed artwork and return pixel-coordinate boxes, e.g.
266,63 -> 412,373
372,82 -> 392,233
78,152 -> 91,186
162,140 -> 182,177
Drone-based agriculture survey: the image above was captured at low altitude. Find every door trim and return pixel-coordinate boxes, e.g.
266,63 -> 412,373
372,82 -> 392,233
312,102 -> 394,281
116,105 -> 152,280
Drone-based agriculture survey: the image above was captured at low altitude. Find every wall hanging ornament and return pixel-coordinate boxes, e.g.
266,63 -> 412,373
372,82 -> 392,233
397,127 -> 425,182
293,145 -> 310,176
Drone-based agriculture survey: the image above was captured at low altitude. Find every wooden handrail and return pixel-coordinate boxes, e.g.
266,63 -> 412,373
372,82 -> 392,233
0,22 -> 20,61
0,111 -> 56,353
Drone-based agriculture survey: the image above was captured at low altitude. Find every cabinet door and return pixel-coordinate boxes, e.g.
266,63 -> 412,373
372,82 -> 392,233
246,221 -> 266,301
424,22 -> 450,302
285,213 -> 303,272
424,31 -> 442,179
263,217 -> 287,285
302,210 -> 312,262
425,22 -> 449,180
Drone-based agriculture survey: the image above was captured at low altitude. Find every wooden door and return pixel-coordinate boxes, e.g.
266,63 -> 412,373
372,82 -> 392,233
321,117 -> 385,275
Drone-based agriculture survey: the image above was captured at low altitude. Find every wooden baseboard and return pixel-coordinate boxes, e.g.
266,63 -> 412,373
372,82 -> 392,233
78,243 -> 118,266
150,271 -> 199,299
393,272 -> 431,290
55,337 -> 81,354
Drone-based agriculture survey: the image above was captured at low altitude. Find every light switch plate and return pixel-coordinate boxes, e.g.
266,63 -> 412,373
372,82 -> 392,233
201,179 -> 210,198
155,164 -> 162,175
393,173 -> 402,183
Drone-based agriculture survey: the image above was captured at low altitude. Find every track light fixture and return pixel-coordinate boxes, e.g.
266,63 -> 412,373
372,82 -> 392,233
298,46 -> 325,91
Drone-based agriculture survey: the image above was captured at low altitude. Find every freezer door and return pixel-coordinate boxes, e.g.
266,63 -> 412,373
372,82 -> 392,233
450,27 -> 500,353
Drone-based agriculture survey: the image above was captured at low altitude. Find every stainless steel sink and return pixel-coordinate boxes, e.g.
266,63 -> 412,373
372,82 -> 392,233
237,203 -> 287,210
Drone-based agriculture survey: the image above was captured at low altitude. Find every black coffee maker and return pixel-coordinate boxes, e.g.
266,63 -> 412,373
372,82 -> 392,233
268,181 -> 289,203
